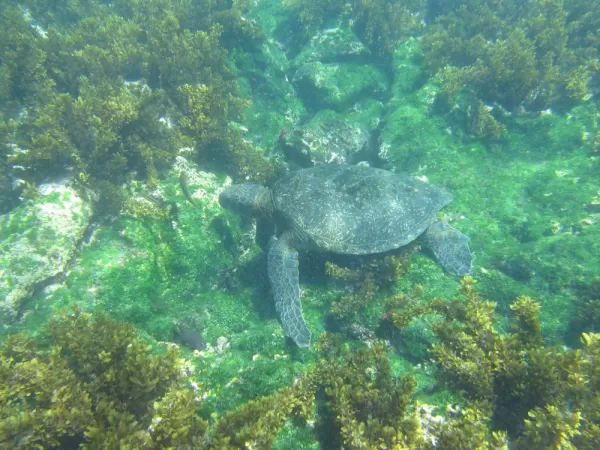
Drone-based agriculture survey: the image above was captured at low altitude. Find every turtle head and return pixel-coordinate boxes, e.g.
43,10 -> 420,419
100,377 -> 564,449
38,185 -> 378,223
219,183 -> 273,216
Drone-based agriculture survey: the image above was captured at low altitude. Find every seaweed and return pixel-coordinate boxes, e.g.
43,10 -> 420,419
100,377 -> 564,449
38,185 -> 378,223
423,0 -> 600,111
387,277 -> 600,446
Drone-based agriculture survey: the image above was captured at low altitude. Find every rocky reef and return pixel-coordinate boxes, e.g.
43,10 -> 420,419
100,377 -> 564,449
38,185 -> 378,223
1,0 -> 600,447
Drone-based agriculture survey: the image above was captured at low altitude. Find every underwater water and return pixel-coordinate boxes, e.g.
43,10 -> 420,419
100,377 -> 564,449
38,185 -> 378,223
1,0 -> 599,448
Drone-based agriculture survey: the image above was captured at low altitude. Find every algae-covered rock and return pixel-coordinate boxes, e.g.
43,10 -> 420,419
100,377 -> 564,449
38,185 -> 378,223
0,179 -> 92,322
370,37 -> 452,170
378,37 -> 448,170
293,26 -> 370,67
235,38 -> 307,150
278,108 -> 378,166
391,37 -> 425,96
292,61 -> 387,111
379,100 -> 448,171
35,155 -> 257,344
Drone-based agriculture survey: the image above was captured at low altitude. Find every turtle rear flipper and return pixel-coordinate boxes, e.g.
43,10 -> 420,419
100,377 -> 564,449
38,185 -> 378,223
424,222 -> 473,276
268,235 -> 311,347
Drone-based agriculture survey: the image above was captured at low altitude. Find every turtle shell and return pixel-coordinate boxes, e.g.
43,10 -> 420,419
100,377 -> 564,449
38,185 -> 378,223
272,164 -> 453,254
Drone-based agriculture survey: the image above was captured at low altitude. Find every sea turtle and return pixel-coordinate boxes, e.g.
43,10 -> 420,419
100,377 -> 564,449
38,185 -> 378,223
219,164 -> 473,348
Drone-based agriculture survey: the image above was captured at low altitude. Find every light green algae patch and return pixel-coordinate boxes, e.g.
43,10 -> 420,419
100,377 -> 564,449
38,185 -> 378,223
391,37 -> 424,96
0,180 -> 92,323
35,157 -> 236,330
293,61 -> 387,111
380,38 -> 600,343
3,2 -> 600,445
293,26 -> 370,67
8,157 -> 322,419
234,38 -> 307,150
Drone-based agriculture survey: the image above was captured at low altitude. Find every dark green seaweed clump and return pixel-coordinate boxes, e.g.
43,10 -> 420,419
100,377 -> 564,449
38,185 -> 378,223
0,0 -> 271,213
0,308 -> 424,449
6,296 -> 600,448
0,306 -> 206,448
423,0 -> 600,111
283,0 -> 426,57
387,277 -> 600,448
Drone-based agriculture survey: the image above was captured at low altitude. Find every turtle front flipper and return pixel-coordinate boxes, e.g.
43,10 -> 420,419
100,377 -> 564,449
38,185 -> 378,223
424,222 -> 473,276
268,235 -> 311,348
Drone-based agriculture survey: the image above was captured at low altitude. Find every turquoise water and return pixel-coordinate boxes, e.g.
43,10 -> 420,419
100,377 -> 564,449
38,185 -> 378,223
0,0 -> 599,448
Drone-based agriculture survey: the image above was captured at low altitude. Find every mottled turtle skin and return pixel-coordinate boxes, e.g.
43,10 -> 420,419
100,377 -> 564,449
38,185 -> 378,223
271,164 -> 454,255
220,164 -> 472,348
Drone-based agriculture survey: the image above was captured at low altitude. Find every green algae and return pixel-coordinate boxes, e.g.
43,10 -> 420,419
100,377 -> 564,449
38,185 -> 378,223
1,0 -> 600,447
378,41 -> 600,341
293,61 -> 388,111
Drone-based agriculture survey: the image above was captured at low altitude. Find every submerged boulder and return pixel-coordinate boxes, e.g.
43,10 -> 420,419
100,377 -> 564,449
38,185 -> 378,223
293,26 -> 370,67
278,109 -> 377,166
0,179 -> 93,322
292,61 -> 387,111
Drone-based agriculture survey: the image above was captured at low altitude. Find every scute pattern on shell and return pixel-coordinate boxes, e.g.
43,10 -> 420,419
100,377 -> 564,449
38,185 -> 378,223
272,165 -> 453,254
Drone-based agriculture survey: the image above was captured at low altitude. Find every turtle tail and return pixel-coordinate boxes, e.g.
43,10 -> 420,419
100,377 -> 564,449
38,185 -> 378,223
268,235 -> 311,348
